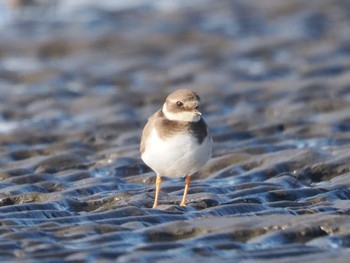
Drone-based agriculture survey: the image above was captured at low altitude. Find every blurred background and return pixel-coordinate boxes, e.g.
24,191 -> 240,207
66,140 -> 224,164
1,0 -> 350,262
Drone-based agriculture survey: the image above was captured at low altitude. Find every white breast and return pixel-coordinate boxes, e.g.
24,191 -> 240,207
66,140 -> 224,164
141,126 -> 212,178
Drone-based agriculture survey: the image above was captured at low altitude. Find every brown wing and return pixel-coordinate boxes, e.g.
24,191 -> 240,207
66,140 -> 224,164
140,109 -> 161,154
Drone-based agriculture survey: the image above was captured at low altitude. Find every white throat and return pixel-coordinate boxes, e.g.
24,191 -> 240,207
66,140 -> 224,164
162,103 -> 201,122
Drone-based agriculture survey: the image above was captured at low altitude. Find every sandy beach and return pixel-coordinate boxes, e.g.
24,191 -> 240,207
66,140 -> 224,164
0,0 -> 350,262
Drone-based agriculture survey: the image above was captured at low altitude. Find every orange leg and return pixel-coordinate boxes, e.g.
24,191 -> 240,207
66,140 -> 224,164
152,174 -> 161,208
180,176 -> 191,206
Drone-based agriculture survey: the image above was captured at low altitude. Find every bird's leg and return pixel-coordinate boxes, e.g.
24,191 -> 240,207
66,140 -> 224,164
180,175 -> 191,206
152,174 -> 161,208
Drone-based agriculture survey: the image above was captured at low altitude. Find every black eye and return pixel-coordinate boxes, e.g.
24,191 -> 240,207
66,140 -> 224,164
176,101 -> 183,107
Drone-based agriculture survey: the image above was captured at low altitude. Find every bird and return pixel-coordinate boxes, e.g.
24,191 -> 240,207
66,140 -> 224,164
140,89 -> 212,208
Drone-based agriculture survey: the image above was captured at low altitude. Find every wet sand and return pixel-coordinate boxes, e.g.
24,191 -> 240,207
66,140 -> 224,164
1,0 -> 350,262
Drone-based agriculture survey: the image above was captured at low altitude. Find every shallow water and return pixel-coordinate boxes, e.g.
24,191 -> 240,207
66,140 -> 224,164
1,0 -> 350,262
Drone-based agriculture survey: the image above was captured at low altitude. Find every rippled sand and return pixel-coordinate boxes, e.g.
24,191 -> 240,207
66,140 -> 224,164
1,0 -> 350,262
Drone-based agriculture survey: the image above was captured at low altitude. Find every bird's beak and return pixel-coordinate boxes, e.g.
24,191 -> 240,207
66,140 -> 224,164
193,108 -> 202,116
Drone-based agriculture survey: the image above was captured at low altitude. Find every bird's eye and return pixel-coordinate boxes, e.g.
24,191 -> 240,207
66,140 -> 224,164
176,101 -> 183,107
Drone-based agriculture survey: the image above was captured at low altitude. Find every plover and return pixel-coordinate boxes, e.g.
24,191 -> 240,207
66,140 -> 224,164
140,89 -> 212,208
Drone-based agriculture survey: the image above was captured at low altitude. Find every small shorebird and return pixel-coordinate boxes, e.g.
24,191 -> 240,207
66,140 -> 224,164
140,89 -> 212,208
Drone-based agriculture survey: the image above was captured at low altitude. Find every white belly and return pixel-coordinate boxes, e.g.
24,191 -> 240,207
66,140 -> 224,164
141,127 -> 212,178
